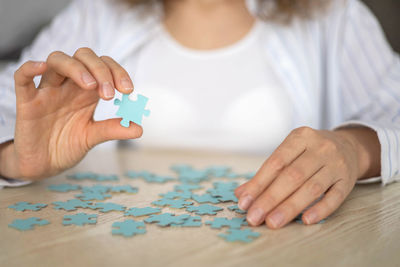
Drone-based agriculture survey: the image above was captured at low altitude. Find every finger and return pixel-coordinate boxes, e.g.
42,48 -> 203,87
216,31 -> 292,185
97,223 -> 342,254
264,167 -> 336,229
73,48 -> 115,100
236,127 -> 313,210
14,60 -> 47,102
46,51 -> 98,89
302,180 -> 350,225
86,118 -> 143,148
101,56 -> 134,94
246,150 -> 323,226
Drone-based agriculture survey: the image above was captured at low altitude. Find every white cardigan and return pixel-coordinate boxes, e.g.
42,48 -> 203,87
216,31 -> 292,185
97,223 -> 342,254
0,0 -> 399,185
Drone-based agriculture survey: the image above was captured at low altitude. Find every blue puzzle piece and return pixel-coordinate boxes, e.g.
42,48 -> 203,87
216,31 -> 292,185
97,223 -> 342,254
114,93 -> 150,127
125,170 -> 174,183
159,191 -> 192,200
81,184 -> 111,194
152,198 -> 193,209
171,164 -> 209,183
52,199 -> 92,211
63,213 -> 97,226
94,174 -> 119,181
125,170 -> 153,179
171,216 -> 202,227
219,229 -> 260,243
67,172 -> 98,180
174,183 -> 203,192
48,184 -> 81,192
206,166 -> 232,177
228,205 -> 247,214
75,191 -> 112,201
8,202 -> 47,211
9,217 -> 49,231
191,193 -> 220,204
212,181 -> 238,191
186,204 -> 223,215
110,185 -> 138,193
205,217 -> 248,229
213,191 -> 238,203
125,207 -> 162,217
92,202 -> 126,213
112,219 -> 146,237
144,213 -> 190,227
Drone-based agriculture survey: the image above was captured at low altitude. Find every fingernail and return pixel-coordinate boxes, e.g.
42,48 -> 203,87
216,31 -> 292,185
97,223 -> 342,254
238,195 -> 253,210
304,211 -> 317,224
82,72 -> 97,86
121,78 -> 134,92
268,211 -> 284,228
33,61 -> 45,68
102,82 -> 114,99
247,208 -> 265,225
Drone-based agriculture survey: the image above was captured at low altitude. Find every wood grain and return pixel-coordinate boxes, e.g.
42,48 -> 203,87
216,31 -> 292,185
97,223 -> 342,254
1,147 -> 400,267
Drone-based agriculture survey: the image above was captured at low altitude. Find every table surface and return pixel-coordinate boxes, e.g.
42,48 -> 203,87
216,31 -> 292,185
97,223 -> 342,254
1,147 -> 400,267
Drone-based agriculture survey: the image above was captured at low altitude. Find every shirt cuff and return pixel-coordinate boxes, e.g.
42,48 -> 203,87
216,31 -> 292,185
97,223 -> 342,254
333,120 -> 400,185
0,177 -> 31,189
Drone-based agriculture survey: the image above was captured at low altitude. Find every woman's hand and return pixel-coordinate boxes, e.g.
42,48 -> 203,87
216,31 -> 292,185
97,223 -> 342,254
235,126 -> 380,228
1,47 -> 142,180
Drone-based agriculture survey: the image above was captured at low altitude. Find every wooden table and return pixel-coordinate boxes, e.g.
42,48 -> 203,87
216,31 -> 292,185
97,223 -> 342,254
1,147 -> 400,267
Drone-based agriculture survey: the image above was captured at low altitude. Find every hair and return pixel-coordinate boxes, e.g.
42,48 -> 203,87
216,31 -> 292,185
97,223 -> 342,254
123,0 -> 330,22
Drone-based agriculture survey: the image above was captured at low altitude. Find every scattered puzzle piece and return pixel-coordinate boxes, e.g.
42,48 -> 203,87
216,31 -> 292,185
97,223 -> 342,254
81,184 -> 111,194
75,191 -> 112,201
125,170 -> 153,179
228,205 -> 247,214
63,213 -> 97,226
171,216 -> 202,227
125,207 -> 162,217
219,229 -> 260,243
94,174 -> 118,181
8,202 -> 47,212
112,219 -> 146,237
144,213 -> 190,227
110,185 -> 138,194
125,170 -> 174,183
8,217 -> 50,231
186,204 -> 223,215
171,164 -> 209,183
67,172 -> 98,180
174,183 -> 203,192
91,202 -> 126,213
191,193 -> 220,204
152,198 -> 194,209
206,166 -> 232,177
114,93 -> 150,127
48,184 -> 81,192
53,199 -> 92,211
159,191 -> 192,200
205,217 -> 248,229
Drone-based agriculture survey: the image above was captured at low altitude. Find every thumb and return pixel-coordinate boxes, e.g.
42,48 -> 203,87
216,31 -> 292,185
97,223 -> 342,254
86,118 -> 144,148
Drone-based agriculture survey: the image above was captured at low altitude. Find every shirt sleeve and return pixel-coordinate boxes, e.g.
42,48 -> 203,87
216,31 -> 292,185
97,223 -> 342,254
332,0 -> 400,185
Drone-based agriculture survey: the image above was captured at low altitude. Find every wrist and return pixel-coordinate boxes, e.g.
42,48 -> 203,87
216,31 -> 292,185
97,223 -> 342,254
0,141 -> 21,179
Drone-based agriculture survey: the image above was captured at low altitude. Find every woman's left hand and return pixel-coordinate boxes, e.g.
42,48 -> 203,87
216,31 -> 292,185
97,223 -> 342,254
234,126 -> 379,229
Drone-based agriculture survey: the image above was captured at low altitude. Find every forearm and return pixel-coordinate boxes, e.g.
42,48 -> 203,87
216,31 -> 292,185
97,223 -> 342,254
335,127 -> 381,179
0,141 -> 21,179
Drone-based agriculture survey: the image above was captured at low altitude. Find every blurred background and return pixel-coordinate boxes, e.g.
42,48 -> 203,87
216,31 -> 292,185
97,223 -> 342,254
0,0 -> 399,68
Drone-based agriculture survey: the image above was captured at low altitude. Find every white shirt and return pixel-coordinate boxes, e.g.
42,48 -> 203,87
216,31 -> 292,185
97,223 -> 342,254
0,0 -> 399,186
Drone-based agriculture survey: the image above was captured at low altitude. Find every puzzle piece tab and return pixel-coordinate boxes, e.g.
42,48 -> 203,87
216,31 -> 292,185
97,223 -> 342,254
8,202 -> 47,212
171,216 -> 202,227
8,217 -> 50,231
186,204 -> 223,215
191,193 -> 220,204
91,202 -> 126,213
219,229 -> 260,243
53,199 -> 92,211
75,191 -> 112,201
228,205 -> 247,215
114,93 -> 150,127
63,213 -> 98,226
144,213 -> 190,227
152,198 -> 193,209
112,219 -> 146,237
205,217 -> 248,229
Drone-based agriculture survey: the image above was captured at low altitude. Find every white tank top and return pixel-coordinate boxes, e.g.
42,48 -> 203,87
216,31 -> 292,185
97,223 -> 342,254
130,20 -> 294,154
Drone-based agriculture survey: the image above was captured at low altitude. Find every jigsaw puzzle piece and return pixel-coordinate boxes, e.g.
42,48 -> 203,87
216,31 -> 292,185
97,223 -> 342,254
206,166 -> 232,178
8,217 -> 50,231
159,191 -> 192,200
63,213 -> 98,226
67,172 -> 98,181
114,93 -> 150,127
152,198 -> 194,209
125,207 -> 162,217
52,199 -> 92,211
219,229 -> 260,243
112,219 -> 147,237
174,183 -> 203,192
228,205 -> 247,214
191,193 -> 220,204
205,217 -> 248,229
48,184 -> 81,192
171,216 -> 202,227
8,202 -> 47,211
110,185 -> 138,193
186,204 -> 223,215
91,202 -> 126,213
144,213 -> 190,227
75,191 -> 112,201
94,174 -> 119,181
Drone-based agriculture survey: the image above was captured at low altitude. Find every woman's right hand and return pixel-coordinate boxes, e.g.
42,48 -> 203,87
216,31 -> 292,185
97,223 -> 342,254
0,47 -> 142,180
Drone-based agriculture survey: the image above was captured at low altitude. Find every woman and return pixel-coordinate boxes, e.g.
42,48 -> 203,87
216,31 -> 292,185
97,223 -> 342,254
0,0 -> 399,229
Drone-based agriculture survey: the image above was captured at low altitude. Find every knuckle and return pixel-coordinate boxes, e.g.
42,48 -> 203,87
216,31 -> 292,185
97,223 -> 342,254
320,139 -> 338,153
307,181 -> 324,198
100,55 -> 112,61
47,51 -> 64,61
285,167 -> 304,184
92,64 -> 111,75
75,47 -> 93,56
330,187 -> 345,203
267,155 -> 285,172
292,126 -> 314,137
